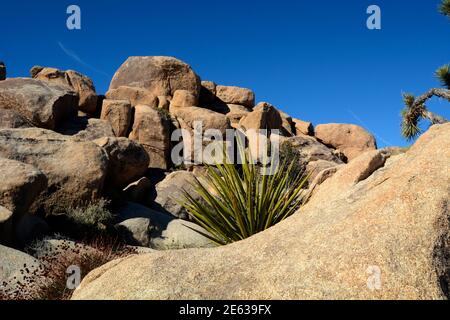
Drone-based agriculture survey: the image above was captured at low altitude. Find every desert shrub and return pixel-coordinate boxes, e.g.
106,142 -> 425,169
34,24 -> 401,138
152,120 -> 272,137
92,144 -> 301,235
0,236 -> 136,300
279,141 -> 307,183
54,199 -> 118,240
181,141 -> 308,245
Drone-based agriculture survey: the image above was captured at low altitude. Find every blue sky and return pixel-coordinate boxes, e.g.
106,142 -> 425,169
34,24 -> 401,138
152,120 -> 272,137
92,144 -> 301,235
1,0 -> 449,147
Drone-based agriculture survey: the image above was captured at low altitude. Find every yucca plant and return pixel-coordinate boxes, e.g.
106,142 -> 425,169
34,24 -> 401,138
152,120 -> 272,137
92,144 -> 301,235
181,140 -> 308,245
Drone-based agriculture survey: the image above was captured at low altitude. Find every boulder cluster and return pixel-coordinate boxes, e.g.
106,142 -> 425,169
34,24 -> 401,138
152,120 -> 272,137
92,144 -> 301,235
3,56 -> 422,300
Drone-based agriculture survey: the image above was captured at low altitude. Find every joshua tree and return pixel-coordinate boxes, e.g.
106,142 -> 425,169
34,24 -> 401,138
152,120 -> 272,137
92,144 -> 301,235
401,0 -> 450,140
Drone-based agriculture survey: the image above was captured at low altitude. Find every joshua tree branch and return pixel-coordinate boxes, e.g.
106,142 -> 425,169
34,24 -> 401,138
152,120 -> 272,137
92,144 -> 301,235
412,88 -> 450,108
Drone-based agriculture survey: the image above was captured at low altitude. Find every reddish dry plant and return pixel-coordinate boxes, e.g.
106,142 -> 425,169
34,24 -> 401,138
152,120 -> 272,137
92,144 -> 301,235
0,237 -> 137,300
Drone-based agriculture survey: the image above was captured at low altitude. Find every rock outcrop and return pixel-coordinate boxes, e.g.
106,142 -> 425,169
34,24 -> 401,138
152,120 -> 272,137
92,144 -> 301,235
31,67 -> 98,114
93,137 -> 149,189
314,123 -> 377,161
100,99 -> 132,137
109,56 -> 201,98
0,158 -> 47,241
0,78 -> 78,130
128,105 -> 172,170
0,128 -> 109,214
72,123 -> 450,300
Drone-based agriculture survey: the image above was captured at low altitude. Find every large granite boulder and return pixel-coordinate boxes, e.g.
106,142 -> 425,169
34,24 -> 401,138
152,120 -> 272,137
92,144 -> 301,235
109,56 -> 201,98
0,128 -> 109,214
128,105 -> 172,170
31,67 -> 98,114
93,137 -> 149,189
314,123 -> 377,162
0,78 -> 78,130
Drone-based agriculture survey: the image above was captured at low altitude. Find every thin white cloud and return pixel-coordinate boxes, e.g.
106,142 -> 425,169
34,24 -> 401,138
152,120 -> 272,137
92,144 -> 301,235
347,108 -> 392,146
57,41 -> 108,76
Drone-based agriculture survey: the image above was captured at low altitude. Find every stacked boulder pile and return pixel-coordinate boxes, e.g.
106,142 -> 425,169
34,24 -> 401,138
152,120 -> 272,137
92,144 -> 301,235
0,56 -> 414,299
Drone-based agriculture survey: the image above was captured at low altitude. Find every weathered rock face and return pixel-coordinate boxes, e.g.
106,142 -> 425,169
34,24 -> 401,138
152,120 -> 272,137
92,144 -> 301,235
0,62 -> 6,81
279,110 -> 295,136
225,104 -> 251,128
58,116 -> 115,142
0,78 -> 78,130
31,67 -> 98,114
0,206 -> 13,245
153,171 -> 202,220
72,124 -> 450,300
0,109 -> 32,129
314,123 -> 377,162
109,56 -> 201,98
129,105 -> 172,170
0,128 -> 109,214
105,86 -> 158,108
216,85 -> 255,108
0,244 -> 42,292
0,158 -> 47,221
100,99 -> 132,137
114,202 -> 214,250
285,135 -> 342,166
293,118 -> 313,136
170,90 -> 198,108
239,102 -> 282,132
170,106 -> 231,164
93,137 -> 149,189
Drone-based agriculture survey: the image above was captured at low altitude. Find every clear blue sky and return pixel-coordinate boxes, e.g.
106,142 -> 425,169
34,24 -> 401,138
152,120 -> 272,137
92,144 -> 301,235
1,0 -> 449,147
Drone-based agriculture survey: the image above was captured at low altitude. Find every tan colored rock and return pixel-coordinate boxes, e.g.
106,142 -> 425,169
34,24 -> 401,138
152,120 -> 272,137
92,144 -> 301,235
306,159 -> 340,181
105,86 -> 158,108
315,123 -> 377,161
170,106 -> 231,164
157,96 -> 170,111
94,137 -> 149,189
72,123 -> 450,300
0,128 -> 108,214
293,118 -> 313,136
59,117 -> 115,142
225,104 -> 250,128
279,110 -> 295,136
100,99 -> 132,137
284,135 -> 342,166
129,105 -> 171,170
32,67 -> 98,114
0,109 -> 32,129
216,85 -> 255,108
0,206 -> 13,245
154,171 -> 202,220
170,90 -> 198,108
239,102 -> 282,132
109,56 -> 201,98
0,158 -> 47,218
0,78 -> 78,130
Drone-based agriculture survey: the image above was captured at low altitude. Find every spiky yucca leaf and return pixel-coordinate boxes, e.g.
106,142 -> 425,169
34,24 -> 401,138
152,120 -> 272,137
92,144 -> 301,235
440,0 -> 450,17
181,140 -> 308,245
436,64 -> 450,89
